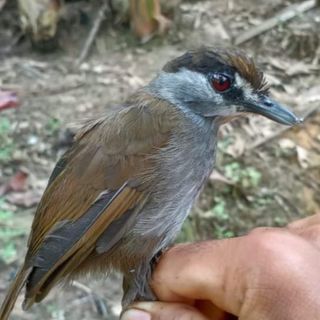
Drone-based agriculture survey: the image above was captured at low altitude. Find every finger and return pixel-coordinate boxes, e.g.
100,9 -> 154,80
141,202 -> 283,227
290,225 -> 320,249
288,213 -> 320,231
248,214 -> 320,250
152,238 -> 254,315
288,214 -> 320,248
121,302 -> 212,320
151,231 -> 320,319
250,223 -> 320,251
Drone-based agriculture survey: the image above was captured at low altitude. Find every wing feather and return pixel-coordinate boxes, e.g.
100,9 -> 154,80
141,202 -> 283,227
24,185 -> 145,307
22,93 -> 179,305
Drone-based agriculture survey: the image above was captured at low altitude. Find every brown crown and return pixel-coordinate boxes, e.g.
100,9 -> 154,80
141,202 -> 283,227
217,49 -> 269,94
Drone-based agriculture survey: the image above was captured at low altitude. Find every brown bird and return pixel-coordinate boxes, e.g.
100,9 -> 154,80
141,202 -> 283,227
0,47 -> 301,319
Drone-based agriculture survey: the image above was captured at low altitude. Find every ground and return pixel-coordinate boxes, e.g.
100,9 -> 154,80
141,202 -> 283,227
0,0 -> 319,319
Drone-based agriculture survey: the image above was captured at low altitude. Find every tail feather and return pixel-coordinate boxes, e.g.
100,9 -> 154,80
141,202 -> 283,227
0,266 -> 31,320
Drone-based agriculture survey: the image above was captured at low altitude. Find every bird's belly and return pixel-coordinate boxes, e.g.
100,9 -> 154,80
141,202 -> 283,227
123,160 -> 213,259
118,121 -> 218,264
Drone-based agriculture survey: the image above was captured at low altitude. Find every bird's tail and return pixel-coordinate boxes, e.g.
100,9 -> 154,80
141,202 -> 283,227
0,266 -> 30,320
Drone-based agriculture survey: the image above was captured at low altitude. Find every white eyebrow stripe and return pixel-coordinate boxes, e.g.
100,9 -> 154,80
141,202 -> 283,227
234,73 -> 260,101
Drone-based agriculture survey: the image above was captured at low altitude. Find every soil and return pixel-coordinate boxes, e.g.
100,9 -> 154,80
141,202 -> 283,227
0,0 -> 319,319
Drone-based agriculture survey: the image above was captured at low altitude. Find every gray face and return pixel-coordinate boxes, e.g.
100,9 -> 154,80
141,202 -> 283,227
148,67 -> 301,126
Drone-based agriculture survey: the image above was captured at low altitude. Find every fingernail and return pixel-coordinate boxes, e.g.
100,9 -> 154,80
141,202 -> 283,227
121,308 -> 151,320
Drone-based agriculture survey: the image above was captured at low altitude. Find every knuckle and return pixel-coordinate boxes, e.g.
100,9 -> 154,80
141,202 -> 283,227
241,229 -> 320,317
246,230 -> 307,284
295,225 -> 320,242
247,228 -> 292,255
248,226 -> 275,236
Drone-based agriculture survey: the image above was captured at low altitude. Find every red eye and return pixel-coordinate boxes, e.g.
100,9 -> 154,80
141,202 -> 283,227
211,74 -> 231,92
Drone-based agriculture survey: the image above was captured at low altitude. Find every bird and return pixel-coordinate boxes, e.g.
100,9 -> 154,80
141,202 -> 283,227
0,47 -> 301,320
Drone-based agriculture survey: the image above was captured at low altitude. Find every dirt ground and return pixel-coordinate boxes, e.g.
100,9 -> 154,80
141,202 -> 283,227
0,0 -> 319,319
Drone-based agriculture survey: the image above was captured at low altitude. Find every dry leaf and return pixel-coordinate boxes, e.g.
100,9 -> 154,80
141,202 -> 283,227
6,191 -> 41,208
0,0 -> 6,11
265,73 -> 281,86
302,186 -> 320,214
17,0 -> 61,43
296,146 -> 320,169
278,138 -> 296,149
0,90 -> 19,112
298,86 -> 320,103
225,135 -> 246,158
268,58 -> 319,75
0,168 -> 29,196
130,0 -> 171,42
291,122 -> 320,150
209,169 -> 235,185
286,62 -> 319,76
296,146 -> 309,168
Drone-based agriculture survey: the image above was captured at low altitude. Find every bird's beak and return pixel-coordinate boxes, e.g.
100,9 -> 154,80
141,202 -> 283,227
243,95 -> 302,126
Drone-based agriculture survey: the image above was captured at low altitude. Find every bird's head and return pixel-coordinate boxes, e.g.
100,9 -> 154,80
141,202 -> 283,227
149,47 -> 301,125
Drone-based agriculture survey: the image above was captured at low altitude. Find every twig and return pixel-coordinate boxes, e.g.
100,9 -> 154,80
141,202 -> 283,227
274,193 -> 301,218
234,0 -> 317,45
0,32 -> 24,57
72,281 -> 94,294
244,105 -> 319,152
76,1 -> 109,66
71,281 -> 108,316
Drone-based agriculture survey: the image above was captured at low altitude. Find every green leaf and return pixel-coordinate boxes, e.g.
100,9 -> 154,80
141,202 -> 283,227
46,118 -> 61,134
224,162 -> 241,182
0,242 -> 17,264
246,167 -> 262,187
0,117 -> 10,133
0,227 -> 25,241
210,198 -> 229,221
0,209 -> 13,221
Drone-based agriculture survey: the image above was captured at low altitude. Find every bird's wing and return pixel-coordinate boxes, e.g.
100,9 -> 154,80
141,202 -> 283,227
23,94 -> 178,305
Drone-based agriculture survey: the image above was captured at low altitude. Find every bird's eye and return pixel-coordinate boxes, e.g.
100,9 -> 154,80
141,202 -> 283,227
211,74 -> 231,92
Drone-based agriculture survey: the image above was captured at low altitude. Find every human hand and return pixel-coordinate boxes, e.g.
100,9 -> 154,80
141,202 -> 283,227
121,213 -> 320,320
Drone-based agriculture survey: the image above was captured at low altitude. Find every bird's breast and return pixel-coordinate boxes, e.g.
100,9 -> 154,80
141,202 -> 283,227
129,117 -> 218,253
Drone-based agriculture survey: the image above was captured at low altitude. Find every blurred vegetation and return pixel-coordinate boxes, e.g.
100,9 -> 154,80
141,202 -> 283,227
0,0 -> 319,318
0,117 -> 16,163
0,200 -> 19,264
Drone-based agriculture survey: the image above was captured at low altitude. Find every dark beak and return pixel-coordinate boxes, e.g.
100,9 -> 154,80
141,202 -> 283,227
244,96 -> 302,126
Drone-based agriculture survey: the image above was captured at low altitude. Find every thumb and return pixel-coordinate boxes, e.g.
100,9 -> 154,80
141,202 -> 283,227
120,301 -> 213,320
